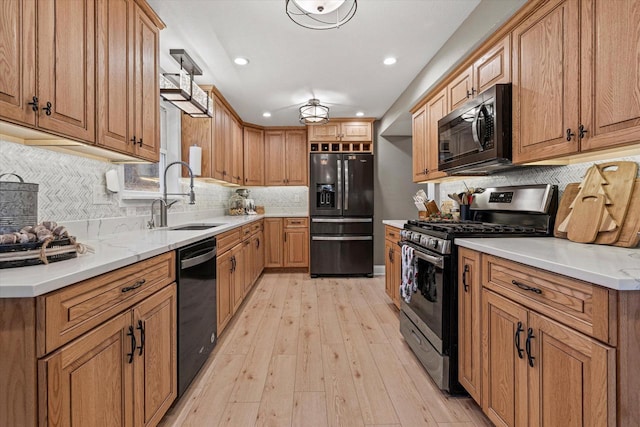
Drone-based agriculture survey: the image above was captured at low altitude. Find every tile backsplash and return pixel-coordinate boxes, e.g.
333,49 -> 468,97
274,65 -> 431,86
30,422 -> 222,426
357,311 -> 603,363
0,139 -> 308,237
439,155 -> 640,203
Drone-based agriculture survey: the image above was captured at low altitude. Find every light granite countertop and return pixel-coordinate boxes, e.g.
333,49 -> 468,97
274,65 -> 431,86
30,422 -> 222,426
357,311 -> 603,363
455,237 -> 640,291
382,220 -> 407,229
0,215 -> 275,298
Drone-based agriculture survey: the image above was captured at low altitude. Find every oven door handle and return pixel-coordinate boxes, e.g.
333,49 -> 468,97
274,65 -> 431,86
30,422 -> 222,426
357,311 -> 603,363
402,244 -> 444,268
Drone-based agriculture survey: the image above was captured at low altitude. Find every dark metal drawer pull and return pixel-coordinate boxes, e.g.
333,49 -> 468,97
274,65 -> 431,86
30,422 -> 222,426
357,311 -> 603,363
136,320 -> 145,356
526,327 -> 535,367
511,280 -> 542,294
463,264 -> 470,292
514,321 -> 524,359
121,279 -> 146,293
127,326 -> 136,364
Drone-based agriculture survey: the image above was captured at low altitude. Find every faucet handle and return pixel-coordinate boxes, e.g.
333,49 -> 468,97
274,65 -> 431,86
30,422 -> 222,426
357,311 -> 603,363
147,219 -> 155,229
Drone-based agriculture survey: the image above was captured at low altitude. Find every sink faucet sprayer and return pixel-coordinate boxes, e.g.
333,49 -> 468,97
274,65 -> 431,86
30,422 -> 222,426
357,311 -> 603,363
148,161 -> 196,229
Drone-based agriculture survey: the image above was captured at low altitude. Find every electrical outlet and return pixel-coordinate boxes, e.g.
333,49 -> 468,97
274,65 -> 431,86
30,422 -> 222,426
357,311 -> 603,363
294,194 -> 300,203
92,184 -> 112,205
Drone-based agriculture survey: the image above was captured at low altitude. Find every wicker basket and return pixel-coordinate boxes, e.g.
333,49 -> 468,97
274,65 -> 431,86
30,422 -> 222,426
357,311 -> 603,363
0,238 -> 78,269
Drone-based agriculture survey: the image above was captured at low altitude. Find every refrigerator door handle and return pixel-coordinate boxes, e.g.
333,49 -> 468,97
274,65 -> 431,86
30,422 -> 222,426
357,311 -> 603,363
344,159 -> 349,210
337,159 -> 342,210
311,236 -> 373,241
311,218 -> 372,223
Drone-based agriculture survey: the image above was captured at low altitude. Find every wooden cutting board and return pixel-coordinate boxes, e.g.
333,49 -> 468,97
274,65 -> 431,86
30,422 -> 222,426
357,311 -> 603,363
595,162 -> 638,243
556,178 -> 640,247
567,195 -> 605,243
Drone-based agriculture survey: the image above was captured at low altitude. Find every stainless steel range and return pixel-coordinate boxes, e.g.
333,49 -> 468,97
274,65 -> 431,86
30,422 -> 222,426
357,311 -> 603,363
399,184 -> 557,394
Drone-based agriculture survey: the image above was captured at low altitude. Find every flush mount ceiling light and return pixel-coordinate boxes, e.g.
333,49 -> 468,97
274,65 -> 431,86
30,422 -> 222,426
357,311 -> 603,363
383,57 -> 397,65
286,0 -> 357,30
355,111 -> 364,117
160,49 -> 212,118
263,112 -> 272,117
234,57 -> 249,65
299,98 -> 329,125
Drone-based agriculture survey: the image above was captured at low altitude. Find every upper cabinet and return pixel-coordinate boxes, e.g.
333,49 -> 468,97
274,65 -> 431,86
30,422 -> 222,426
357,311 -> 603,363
512,0 -> 580,163
97,0 -> 160,162
447,66 -> 474,112
579,0 -> 640,152
181,112 -> 212,178
230,117 -> 244,186
243,126 -> 264,186
412,88 -> 447,183
307,119 -> 374,153
265,129 -> 308,186
0,0 -> 164,161
412,105 -> 428,182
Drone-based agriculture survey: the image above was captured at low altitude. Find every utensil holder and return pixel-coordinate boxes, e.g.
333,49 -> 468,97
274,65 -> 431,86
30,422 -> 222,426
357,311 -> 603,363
460,205 -> 471,221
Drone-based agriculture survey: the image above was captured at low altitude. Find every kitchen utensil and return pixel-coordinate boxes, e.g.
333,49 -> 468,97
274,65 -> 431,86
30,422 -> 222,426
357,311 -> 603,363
566,195 -> 605,243
448,193 -> 461,204
614,178 -> 640,248
594,162 -> 637,244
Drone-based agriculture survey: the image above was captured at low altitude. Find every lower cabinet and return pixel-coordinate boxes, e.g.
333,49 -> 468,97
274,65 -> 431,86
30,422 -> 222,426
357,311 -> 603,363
40,283 -> 177,427
216,247 -> 234,334
458,249 -> 621,427
264,217 -> 309,268
384,225 -> 401,308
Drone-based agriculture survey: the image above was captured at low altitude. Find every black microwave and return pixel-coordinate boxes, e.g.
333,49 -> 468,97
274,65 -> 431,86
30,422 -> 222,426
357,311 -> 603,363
438,83 -> 512,175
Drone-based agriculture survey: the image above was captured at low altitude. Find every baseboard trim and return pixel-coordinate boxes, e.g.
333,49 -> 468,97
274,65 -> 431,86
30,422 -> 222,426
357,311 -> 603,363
373,265 -> 385,276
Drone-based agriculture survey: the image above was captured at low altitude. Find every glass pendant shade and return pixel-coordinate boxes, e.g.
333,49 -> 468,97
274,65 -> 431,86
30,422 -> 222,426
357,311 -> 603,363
299,99 -> 329,125
286,0 -> 357,30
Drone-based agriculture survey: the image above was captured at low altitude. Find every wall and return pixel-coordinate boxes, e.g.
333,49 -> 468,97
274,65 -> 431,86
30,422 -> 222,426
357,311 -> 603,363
0,138 -> 307,238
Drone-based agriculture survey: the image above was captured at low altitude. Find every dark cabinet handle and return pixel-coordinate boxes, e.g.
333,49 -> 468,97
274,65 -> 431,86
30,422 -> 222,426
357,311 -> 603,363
514,321 -> 524,359
127,325 -> 136,364
578,124 -> 588,139
466,88 -> 476,98
388,247 -> 393,263
42,101 -> 52,116
130,135 -> 136,145
136,320 -> 145,356
566,128 -> 575,141
462,264 -> 470,292
28,96 -> 39,112
137,138 -> 143,147
525,327 -> 535,367
511,280 -> 542,294
121,279 -> 146,293
231,255 -> 236,272
256,238 -> 260,249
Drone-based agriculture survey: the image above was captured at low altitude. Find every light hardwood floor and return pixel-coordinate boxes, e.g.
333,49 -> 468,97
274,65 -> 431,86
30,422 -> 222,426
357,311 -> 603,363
159,273 -> 490,427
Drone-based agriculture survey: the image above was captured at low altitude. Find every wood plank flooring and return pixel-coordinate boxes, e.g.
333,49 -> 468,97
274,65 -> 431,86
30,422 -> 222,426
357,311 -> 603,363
159,273 -> 490,427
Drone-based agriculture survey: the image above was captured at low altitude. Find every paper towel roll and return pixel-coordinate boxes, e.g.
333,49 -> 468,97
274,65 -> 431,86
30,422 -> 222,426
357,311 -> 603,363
189,145 -> 202,176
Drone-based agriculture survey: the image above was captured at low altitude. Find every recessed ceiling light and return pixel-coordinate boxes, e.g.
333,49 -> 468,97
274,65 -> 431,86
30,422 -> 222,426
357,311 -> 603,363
356,112 -> 364,117
383,57 -> 397,65
262,112 -> 271,118
234,57 -> 249,66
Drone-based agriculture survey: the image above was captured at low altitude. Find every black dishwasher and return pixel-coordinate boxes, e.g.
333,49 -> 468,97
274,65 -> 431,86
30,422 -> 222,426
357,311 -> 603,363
177,237 -> 217,397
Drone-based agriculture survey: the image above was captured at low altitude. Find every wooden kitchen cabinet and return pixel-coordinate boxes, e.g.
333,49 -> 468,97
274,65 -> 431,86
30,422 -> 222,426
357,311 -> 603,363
264,129 -> 308,186
384,225 -> 401,309
307,119 -> 374,152
511,0 -> 580,163
231,243 -> 245,313
412,88 -> 447,183
457,247 -> 481,403
264,217 -> 308,268
40,283 -> 177,427
447,66 -> 474,112
181,112 -> 212,178
307,123 -> 341,142
230,117 -> 244,185
97,0 -> 160,161
216,248 -> 233,334
284,228 -> 308,268
212,98 -> 227,181
473,35 -> 511,96
264,218 -> 284,267
243,126 -> 264,186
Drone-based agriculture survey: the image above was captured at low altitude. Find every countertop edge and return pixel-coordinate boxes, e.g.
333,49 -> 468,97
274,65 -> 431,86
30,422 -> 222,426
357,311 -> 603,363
382,220 -> 407,229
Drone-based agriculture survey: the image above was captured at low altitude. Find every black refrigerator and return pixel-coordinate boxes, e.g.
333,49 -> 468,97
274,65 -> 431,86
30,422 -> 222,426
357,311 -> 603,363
309,153 -> 374,277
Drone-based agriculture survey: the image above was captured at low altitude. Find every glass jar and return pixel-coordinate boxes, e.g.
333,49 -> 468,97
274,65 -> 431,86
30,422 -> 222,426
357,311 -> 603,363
228,193 -> 245,215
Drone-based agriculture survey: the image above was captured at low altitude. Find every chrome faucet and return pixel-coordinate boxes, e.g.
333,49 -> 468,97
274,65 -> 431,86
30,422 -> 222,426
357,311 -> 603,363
148,161 -> 196,228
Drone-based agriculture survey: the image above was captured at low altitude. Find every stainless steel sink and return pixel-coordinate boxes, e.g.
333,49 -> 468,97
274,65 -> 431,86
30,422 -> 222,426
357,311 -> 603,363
168,223 -> 222,231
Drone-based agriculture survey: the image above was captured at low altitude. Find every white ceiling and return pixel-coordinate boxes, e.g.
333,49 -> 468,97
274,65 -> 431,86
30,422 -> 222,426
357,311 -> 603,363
148,0 -> 482,127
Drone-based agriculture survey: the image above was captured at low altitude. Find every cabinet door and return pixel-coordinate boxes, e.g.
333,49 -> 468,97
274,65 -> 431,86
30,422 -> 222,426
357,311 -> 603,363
340,121 -> 372,142
0,0 -> 36,125
243,239 -> 254,297
181,113 -> 212,178
230,117 -> 244,185
474,35 -> 511,94
133,284 -> 177,427
426,88 -> 448,180
458,248 -> 482,403
527,312 -> 615,427
243,127 -> 264,186
96,0 -> 133,154
264,131 -> 286,185
232,244 -> 245,313
223,110 -> 234,184
37,0 -> 95,142
264,218 -> 283,267
40,311 -> 134,427
285,130 -> 308,186
216,249 -> 233,334
412,105 -> 428,182
308,123 -> 340,142
384,239 -> 395,302
512,0 -> 580,163
284,228 -> 308,268
256,229 -> 265,277
448,65 -> 474,111
212,99 -> 226,181
482,290 -> 528,427
580,0 -> 640,151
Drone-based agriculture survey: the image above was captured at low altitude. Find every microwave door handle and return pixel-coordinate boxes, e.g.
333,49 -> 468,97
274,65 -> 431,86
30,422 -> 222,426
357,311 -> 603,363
471,105 -> 485,152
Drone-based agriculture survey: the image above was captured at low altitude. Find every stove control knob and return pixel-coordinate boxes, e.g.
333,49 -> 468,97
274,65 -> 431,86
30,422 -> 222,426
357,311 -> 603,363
428,239 -> 437,248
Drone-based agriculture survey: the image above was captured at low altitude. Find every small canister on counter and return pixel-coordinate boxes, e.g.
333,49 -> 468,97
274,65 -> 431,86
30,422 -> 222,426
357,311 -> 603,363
0,173 -> 38,232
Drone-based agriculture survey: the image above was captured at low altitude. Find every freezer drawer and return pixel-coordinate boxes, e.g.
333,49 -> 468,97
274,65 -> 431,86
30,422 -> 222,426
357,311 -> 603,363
310,217 -> 373,235
310,235 -> 373,277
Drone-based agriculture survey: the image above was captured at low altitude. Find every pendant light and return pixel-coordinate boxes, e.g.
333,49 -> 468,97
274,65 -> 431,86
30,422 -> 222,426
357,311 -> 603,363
159,49 -> 212,117
299,99 -> 329,125
286,0 -> 357,30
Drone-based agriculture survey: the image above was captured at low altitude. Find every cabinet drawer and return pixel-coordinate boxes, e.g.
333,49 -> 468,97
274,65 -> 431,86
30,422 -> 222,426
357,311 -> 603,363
482,255 -> 614,344
217,228 -> 242,253
385,225 -> 401,243
37,252 -> 175,355
241,225 -> 252,240
250,220 -> 263,234
284,217 -> 308,228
